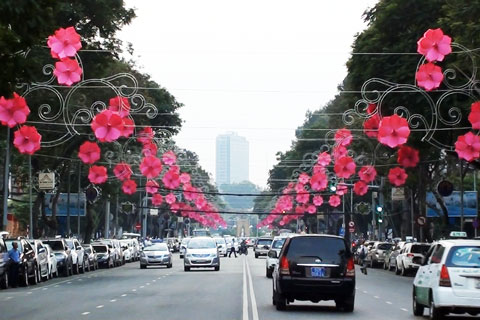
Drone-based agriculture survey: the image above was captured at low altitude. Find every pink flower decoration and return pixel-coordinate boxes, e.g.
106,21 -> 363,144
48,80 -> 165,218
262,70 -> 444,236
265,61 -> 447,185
0,93 -> 30,128
47,27 -> 81,59
91,110 -> 124,142
122,179 -> 137,195
151,194 -> 163,206
358,165 -> 377,183
363,114 -> 380,138
139,156 -> 163,179
377,115 -> 410,148
162,169 -> 181,189
137,127 -> 154,145
294,183 -> 305,193
120,117 -> 135,138
142,142 -> 157,157
78,141 -> 101,164
165,193 -> 176,205
416,62 -> 443,91
332,145 -> 348,160
313,195 -> 323,206
336,183 -> 348,196
367,103 -> 377,114
195,196 -> 207,210
334,156 -> 356,179
310,172 -> 327,191
417,28 -> 452,62
455,132 -> 480,162
388,167 -> 408,187
88,166 -> 108,185
296,191 -> 309,204
13,125 -> 41,155
113,162 -> 132,181
278,195 -> 293,211
162,151 -> 177,165
183,184 -> 198,201
108,96 -> 130,118
298,173 -> 310,184
353,181 -> 368,196
180,173 -> 191,184
146,180 -> 159,194
313,165 -> 325,175
329,195 -> 341,208
306,205 -> 316,214
397,145 -> 419,168
468,101 -> 480,130
335,128 -> 353,147
317,152 -> 331,167
53,58 -> 82,86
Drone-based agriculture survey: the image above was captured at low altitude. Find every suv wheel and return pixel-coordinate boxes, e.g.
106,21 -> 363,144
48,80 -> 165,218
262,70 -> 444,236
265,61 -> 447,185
79,260 -> 85,274
1,272 -> 8,289
266,267 -> 273,278
336,295 -> 354,312
30,266 -> 38,285
74,263 -> 79,275
395,262 -> 400,275
37,266 -> 42,283
22,267 -> 29,287
400,263 -> 407,276
255,253 -> 259,259
429,295 -> 444,320
184,266 -> 190,272
140,264 -> 146,269
412,288 -> 424,316
274,289 -> 287,311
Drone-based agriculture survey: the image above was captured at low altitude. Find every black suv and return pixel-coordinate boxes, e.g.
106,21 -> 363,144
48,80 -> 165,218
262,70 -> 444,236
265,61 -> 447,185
272,235 -> 355,312
42,239 -> 73,277
4,238 -> 38,286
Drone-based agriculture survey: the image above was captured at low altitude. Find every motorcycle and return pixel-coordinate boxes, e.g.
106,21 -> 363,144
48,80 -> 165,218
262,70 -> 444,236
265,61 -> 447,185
238,244 -> 248,255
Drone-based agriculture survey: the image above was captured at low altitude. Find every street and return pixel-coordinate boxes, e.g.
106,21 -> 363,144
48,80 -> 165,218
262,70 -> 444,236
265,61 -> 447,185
0,250 -> 475,320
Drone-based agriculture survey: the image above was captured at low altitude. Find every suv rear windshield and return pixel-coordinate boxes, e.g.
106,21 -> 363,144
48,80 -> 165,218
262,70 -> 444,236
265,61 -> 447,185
257,239 -> 272,246
411,244 -> 431,254
286,237 -> 348,264
446,246 -> 480,268
43,240 -> 65,251
378,243 -> 393,250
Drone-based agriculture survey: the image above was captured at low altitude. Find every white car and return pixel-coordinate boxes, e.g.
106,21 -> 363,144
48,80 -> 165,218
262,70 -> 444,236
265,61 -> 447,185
180,237 -> 191,258
184,237 -> 220,271
120,240 -> 133,262
266,236 -> 287,278
44,244 -> 59,279
214,237 -> 227,257
395,242 -> 431,276
66,239 -> 86,274
413,238 -> 480,319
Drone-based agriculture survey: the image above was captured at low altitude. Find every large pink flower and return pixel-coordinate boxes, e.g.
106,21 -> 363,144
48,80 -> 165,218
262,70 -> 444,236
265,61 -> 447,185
329,195 -> 341,208
162,169 -> 181,189
47,27 -> 82,59
334,156 -> 356,179
296,190 -> 309,204
91,110 -> 124,142
162,151 -> 177,165
417,28 -> 452,62
78,141 -> 101,164
332,145 -> 348,160
142,142 -> 158,157
363,114 -> 380,138
416,62 -> 443,91
120,117 -> 135,138
377,115 -> 410,148
53,58 -> 82,86
310,172 -> 328,191
183,184 -> 198,201
455,132 -> 480,162
353,181 -> 368,196
122,179 -> 137,195
146,180 -> 159,194
316,152 -> 331,167
313,165 -> 325,175
0,93 -> 30,128
397,145 -> 419,168
278,195 -> 293,211
195,196 -> 207,209
137,127 -> 154,145
358,165 -> 377,183
313,195 -> 323,206
306,205 -> 316,214
151,193 -> 163,206
335,128 -> 353,147
388,167 -> 408,187
139,156 -> 163,179
108,96 -> 130,118
165,193 -> 177,205
113,163 -> 132,181
180,172 -> 191,184
298,173 -> 310,184
13,125 -> 41,155
88,166 -> 108,185
468,101 -> 480,130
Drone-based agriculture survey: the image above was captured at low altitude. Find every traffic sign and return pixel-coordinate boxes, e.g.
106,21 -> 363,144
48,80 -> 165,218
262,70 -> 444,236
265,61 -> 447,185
149,209 -> 158,216
417,216 -> 426,226
135,223 -> 141,230
348,221 -> 355,228
38,172 -> 55,190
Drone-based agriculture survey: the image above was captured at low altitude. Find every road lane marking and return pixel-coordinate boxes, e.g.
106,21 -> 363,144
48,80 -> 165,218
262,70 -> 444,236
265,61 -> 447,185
67,282 -> 72,284
362,290 -> 368,294
246,258 -> 259,320
121,294 -> 127,297
139,286 -> 144,288
374,296 -> 379,299
401,308 -> 408,312
96,305 -> 104,309
27,292 -> 32,294
153,280 -> 156,282
54,285 -> 59,287
132,289 -> 137,291
386,301 -> 392,305
81,312 -> 90,315
110,299 -> 117,302
243,258 -> 248,320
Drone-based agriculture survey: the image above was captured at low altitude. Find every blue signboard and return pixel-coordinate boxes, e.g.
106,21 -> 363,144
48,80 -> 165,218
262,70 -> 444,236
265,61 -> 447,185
44,193 -> 86,217
426,191 -> 477,218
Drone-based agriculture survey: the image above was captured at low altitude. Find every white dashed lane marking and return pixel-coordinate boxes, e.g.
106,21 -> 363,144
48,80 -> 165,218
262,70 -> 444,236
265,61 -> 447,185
110,299 -> 117,302
401,308 -> 408,312
374,296 -> 379,299
81,312 -> 90,315
386,301 -> 392,305
96,305 -> 103,309
121,294 -> 127,297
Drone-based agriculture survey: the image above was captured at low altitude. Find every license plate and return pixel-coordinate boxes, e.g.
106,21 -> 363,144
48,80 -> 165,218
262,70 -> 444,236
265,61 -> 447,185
311,267 -> 326,278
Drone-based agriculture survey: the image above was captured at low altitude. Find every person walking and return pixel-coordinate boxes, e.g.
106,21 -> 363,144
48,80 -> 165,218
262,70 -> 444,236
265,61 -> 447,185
228,238 -> 237,258
358,241 -> 368,275
8,242 -> 21,287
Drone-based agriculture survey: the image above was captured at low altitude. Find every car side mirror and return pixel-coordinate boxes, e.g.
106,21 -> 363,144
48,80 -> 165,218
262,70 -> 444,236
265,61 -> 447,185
268,250 -> 277,258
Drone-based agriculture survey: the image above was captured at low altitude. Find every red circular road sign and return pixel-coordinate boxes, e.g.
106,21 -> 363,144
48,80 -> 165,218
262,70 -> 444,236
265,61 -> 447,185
348,221 -> 355,228
135,223 -> 141,230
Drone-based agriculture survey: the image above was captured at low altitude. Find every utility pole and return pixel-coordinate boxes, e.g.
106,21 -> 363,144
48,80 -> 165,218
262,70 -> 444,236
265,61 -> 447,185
379,177 -> 385,241
104,197 -> 110,238
2,128 -> 10,229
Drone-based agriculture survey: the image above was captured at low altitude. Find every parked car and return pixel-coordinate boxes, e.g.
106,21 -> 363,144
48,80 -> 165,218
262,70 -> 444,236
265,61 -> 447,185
92,244 -> 114,268
266,236 -> 287,278
99,239 -> 122,266
0,237 -> 9,288
179,237 -> 191,258
65,238 -> 86,274
272,234 -> 355,311
184,237 -> 220,271
4,238 -> 38,286
395,242 -> 431,276
214,237 -> 227,257
384,241 -> 406,270
113,239 -> 125,265
412,239 -> 480,319
365,241 -> 393,268
82,244 -> 98,271
121,242 -> 132,262
42,238 -> 73,277
140,243 -> 172,269
44,244 -> 59,279
27,239 -> 49,281
254,237 -> 273,258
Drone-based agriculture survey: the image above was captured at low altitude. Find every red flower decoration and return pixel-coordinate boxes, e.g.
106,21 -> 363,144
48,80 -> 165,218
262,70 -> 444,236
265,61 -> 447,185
388,167 -> 408,187
195,196 -> 208,209
332,145 -> 348,160
313,195 -> 323,206
366,103 -> 376,114
88,166 -> 108,185
417,28 -> 452,62
313,165 -> 325,175
162,151 -> 177,165
334,156 -> 356,179
47,27 -> 82,59
397,146 -> 419,168
162,169 -> 181,189
317,152 -> 331,167
455,132 -> 480,162
146,180 -> 159,194
142,142 -> 157,157
78,141 -> 101,164
108,96 -> 130,118
137,126 -> 154,145
298,173 -> 310,184
353,181 -> 368,196
121,117 -> 135,138
329,195 -> 341,208
295,190 -> 309,204
335,128 -> 353,147
183,184 -> 198,201
113,162 -> 132,181
0,93 -> 30,128
377,115 -> 410,148
363,114 -> 380,138
91,110 -> 124,142
310,172 -> 327,191
122,179 -> 137,195
140,156 -> 162,179
336,183 -> 348,196
13,125 -> 41,155
306,205 -> 316,214
53,58 -> 82,86
358,165 -> 377,183
416,62 -> 443,91
468,102 -> 480,130
180,173 -> 191,184
151,193 -> 163,206
165,193 -> 177,205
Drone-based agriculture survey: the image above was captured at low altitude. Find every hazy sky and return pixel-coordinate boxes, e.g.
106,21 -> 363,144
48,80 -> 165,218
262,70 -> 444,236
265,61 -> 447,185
120,0 -> 378,188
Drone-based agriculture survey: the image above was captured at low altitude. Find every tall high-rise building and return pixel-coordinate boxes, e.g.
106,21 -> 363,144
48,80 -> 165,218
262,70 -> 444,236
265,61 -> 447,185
215,132 -> 249,185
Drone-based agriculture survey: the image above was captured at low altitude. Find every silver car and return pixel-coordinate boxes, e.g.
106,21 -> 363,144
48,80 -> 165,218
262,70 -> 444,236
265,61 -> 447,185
184,237 -> 220,271
140,243 -> 172,269
265,236 -> 287,278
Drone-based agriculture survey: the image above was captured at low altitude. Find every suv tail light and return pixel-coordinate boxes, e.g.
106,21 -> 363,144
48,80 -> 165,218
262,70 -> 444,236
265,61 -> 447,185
346,257 -> 355,277
407,253 -> 414,258
279,256 -> 290,275
439,264 -> 451,287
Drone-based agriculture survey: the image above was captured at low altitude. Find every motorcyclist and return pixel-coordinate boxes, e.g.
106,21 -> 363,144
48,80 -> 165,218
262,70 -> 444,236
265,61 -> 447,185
239,239 -> 248,255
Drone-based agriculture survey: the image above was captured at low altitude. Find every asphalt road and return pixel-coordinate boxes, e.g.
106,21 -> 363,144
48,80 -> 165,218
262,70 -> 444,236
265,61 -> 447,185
0,250 -> 476,320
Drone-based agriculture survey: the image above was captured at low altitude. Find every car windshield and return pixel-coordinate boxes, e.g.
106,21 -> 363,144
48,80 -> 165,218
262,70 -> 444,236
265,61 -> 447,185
43,240 -> 65,251
188,238 -> 216,249
446,246 -> 480,268
378,243 -> 393,250
5,240 -> 23,251
286,237 -> 348,264
411,244 -> 430,254
272,239 -> 285,249
257,239 -> 272,246
214,238 -> 226,245
144,243 -> 168,251
93,246 -> 107,253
